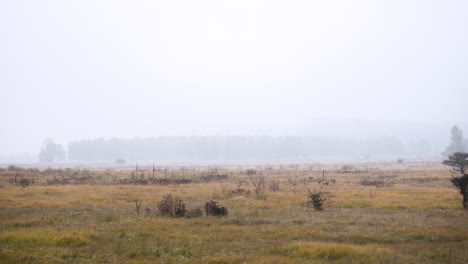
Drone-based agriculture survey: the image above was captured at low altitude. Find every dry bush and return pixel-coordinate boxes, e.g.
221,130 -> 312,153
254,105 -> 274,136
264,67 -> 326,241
120,171 -> 148,185
307,189 -> 327,211
230,181 -> 250,196
246,169 -> 257,176
145,206 -> 152,214
358,177 -> 385,187
204,200 -> 228,216
288,176 -> 301,193
251,175 -> 266,196
269,180 -> 280,192
157,194 -> 187,217
8,165 -> 23,171
19,178 -> 32,188
119,171 -> 192,185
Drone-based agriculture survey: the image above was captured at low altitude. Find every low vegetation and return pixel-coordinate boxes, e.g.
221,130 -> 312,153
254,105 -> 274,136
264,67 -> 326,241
0,162 -> 467,263
204,200 -> 228,216
157,194 -> 187,217
307,189 -> 327,211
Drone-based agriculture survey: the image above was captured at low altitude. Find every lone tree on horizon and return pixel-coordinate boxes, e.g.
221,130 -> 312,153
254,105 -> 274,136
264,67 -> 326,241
442,125 -> 466,156
38,138 -> 66,163
443,152 -> 468,210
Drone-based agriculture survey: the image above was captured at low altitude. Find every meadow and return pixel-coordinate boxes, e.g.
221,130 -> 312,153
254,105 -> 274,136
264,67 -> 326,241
0,162 -> 467,264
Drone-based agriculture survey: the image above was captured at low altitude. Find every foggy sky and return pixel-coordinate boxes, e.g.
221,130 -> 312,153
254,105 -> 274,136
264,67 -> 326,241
1,0 -> 468,156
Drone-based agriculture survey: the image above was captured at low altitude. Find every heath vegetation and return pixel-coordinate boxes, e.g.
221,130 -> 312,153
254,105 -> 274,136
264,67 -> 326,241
0,161 -> 467,263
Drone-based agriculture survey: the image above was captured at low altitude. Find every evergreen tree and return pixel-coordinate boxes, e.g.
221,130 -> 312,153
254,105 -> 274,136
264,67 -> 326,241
442,125 -> 466,156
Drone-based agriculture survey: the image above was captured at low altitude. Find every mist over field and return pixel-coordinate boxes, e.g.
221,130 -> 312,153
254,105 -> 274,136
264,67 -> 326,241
2,3 -> 468,264
1,0 -> 467,163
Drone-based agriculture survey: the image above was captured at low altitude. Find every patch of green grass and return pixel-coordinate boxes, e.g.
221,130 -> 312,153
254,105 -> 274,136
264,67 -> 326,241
3,218 -> 53,228
273,242 -> 391,263
0,230 -> 93,247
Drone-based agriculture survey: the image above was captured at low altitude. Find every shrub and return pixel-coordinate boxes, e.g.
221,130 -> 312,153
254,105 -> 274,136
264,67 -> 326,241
269,180 -> 280,192
246,169 -> 257,175
157,194 -> 187,217
230,181 -> 250,196
358,177 -> 385,187
307,190 -> 327,211
198,174 -> 228,182
251,175 -> 266,196
19,178 -> 31,188
204,200 -> 228,216
8,165 -> 22,171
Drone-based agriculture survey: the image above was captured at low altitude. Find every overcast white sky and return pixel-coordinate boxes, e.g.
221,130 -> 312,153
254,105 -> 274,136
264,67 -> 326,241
1,0 -> 468,156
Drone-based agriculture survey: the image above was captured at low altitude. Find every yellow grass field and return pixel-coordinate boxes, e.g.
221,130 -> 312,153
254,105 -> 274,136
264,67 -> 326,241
0,162 -> 467,263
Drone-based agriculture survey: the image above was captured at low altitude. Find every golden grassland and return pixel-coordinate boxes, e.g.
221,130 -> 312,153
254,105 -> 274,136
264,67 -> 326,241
0,163 -> 467,263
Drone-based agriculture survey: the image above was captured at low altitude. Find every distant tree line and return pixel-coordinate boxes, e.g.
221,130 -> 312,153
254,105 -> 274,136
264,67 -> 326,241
66,136 -> 406,162
35,125 -> 465,163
